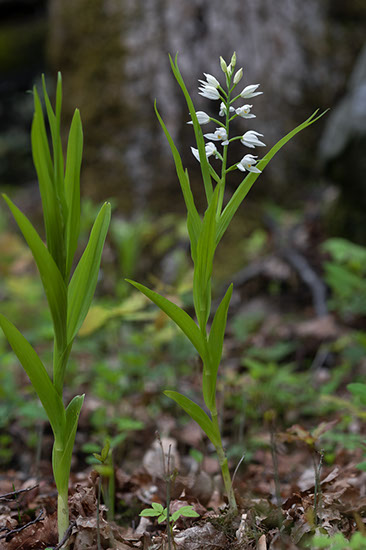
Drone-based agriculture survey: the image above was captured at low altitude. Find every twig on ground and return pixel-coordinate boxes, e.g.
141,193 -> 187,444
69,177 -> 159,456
0,509 -> 44,540
0,484 -> 39,501
47,520 -> 75,550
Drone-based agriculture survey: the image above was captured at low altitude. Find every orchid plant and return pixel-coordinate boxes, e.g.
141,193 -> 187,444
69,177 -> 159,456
130,52 -> 326,514
0,74 -> 111,543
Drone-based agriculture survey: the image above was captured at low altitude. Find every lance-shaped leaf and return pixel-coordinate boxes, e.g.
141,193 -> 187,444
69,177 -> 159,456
164,390 -> 220,447
169,54 -> 213,204
64,109 -> 83,280
154,101 -> 201,259
32,90 -> 65,275
67,202 -> 111,343
126,279 -> 206,361
217,110 -> 328,244
193,186 -> 218,329
52,394 -> 84,495
42,74 -> 66,211
3,195 -> 67,350
204,284 -> 233,409
0,314 -> 65,436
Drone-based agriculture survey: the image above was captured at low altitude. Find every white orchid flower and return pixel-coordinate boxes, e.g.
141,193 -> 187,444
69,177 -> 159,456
241,130 -> 266,148
237,154 -> 261,173
240,84 -> 263,98
204,127 -> 228,144
191,142 -> 217,162
198,85 -> 220,100
199,73 -> 220,88
236,104 -> 256,119
187,111 -> 211,125
219,102 -> 235,117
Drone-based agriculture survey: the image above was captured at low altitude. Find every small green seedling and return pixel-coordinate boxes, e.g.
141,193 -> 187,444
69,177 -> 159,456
140,502 -> 199,525
0,74 -> 111,544
128,52 -> 327,514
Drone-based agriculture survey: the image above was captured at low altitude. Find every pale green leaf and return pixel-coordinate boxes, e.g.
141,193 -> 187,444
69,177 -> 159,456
67,202 -> 111,342
52,394 -> 84,494
217,110 -> 328,244
154,101 -> 201,255
193,186 -> 218,329
64,108 -> 83,279
126,279 -> 205,360
32,92 -> 65,275
169,54 -> 213,204
0,314 -> 65,436
3,195 -> 67,350
164,391 -> 219,446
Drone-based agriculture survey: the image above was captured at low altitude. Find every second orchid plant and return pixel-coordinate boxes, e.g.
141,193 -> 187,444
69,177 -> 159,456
128,53 -> 326,513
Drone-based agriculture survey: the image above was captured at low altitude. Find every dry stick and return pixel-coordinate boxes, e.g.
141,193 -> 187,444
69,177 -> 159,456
97,473 -> 102,550
0,509 -> 44,540
0,484 -> 39,501
47,520 -> 75,550
313,449 -> 324,527
156,433 -> 176,550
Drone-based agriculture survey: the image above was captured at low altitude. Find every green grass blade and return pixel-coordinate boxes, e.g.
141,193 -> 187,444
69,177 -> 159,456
126,279 -> 206,361
67,202 -> 111,343
0,314 -> 65,436
169,54 -> 213,204
3,195 -> 67,350
64,109 -> 83,280
164,390 -> 220,446
154,101 -> 201,255
52,394 -> 84,495
217,110 -> 329,244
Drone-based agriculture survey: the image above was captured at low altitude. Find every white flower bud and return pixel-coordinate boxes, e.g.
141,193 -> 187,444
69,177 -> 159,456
233,68 -> 243,85
220,56 -> 228,74
230,52 -> 237,69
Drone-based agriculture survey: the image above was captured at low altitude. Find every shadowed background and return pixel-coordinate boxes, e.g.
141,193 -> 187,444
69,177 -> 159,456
1,0 -> 365,241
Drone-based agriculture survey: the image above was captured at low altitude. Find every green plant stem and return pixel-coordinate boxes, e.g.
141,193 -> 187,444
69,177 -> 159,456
211,412 -> 237,513
57,488 -> 69,544
97,476 -> 102,550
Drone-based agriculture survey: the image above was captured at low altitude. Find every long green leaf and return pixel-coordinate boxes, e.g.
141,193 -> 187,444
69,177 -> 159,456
0,314 -> 65,436
3,195 -> 67,350
217,110 -> 328,244
32,91 -> 65,275
203,284 -> 233,409
193,186 -> 218,329
64,109 -> 83,280
67,202 -> 111,342
42,74 -> 65,205
126,279 -> 206,361
154,101 -> 201,255
164,390 -> 219,446
169,54 -> 213,204
53,394 -> 84,494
